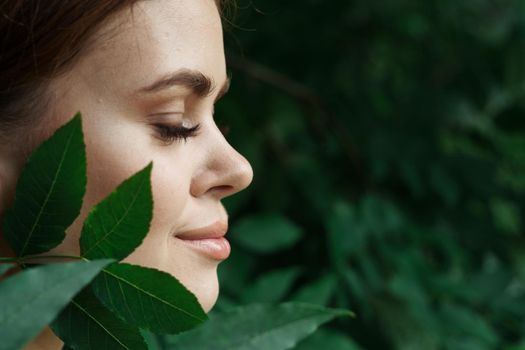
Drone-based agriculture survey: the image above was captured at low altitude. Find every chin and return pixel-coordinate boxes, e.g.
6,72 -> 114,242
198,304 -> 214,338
190,272 -> 220,313
200,291 -> 219,313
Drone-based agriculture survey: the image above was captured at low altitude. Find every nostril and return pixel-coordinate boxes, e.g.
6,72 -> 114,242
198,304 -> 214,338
209,185 -> 235,199
214,185 -> 234,192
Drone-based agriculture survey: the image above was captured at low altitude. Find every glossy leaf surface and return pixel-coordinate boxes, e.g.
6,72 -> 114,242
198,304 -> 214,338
2,114 -> 86,257
0,260 -> 110,350
52,288 -> 147,350
165,302 -> 352,350
80,163 -> 153,261
92,263 -> 207,334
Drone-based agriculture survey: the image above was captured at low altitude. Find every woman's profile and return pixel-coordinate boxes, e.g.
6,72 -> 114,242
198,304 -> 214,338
0,0 -> 253,348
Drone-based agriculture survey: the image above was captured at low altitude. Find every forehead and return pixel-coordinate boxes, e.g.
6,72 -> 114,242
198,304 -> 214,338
72,0 -> 225,98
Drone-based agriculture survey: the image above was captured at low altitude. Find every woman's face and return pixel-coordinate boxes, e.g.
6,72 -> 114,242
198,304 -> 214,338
22,0 -> 252,312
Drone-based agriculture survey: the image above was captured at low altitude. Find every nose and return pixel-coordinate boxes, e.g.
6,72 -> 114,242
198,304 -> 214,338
190,126 -> 253,200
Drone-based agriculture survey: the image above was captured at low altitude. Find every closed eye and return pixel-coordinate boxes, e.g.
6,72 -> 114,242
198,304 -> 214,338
153,123 -> 201,145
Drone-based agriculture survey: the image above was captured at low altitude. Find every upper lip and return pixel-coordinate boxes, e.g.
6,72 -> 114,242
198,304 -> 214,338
176,220 -> 228,240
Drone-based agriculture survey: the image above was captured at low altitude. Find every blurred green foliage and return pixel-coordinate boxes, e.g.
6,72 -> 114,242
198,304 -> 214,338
217,0 -> 525,349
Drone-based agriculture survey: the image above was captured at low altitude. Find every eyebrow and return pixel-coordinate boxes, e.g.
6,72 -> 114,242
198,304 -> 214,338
137,69 -> 230,103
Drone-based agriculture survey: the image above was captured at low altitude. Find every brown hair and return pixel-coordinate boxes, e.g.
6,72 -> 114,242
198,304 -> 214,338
0,0 -> 229,140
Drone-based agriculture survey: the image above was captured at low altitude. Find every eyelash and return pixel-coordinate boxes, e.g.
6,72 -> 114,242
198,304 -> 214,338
153,123 -> 201,144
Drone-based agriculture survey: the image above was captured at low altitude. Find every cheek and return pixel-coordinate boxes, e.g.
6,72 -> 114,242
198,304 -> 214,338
81,116 -> 194,240
48,112 -> 193,255
49,117 -> 151,255
81,119 -> 151,215
148,157 -> 192,234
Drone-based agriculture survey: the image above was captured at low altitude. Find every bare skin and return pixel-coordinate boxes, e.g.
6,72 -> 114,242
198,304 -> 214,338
0,0 -> 253,348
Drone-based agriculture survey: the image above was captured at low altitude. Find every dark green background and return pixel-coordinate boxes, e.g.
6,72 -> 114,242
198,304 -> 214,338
216,1 -> 525,349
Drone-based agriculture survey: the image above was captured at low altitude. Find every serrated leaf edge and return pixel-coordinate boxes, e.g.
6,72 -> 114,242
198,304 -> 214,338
81,164 -> 151,259
18,117 -> 81,256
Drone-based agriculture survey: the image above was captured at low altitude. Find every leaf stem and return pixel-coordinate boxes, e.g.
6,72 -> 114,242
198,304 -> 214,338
23,255 -> 84,262
0,255 -> 84,264
0,257 -> 17,263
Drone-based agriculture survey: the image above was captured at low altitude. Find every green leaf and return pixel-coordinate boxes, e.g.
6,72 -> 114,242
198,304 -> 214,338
140,329 -> 163,350
92,262 -> 207,334
291,274 -> 337,306
165,302 -> 353,350
231,214 -> 303,253
326,201 -> 361,266
3,114 -> 86,257
441,303 -> 499,346
243,267 -> 302,303
295,329 -> 363,350
80,163 -> 153,260
51,288 -> 147,350
506,342 -> 525,350
0,264 -> 13,276
0,259 -> 111,350
490,198 -> 521,235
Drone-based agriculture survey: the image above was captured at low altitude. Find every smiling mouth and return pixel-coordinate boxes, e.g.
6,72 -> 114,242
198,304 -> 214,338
175,221 -> 231,260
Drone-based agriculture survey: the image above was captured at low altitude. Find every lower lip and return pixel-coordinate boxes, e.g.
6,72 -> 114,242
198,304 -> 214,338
177,237 -> 231,260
